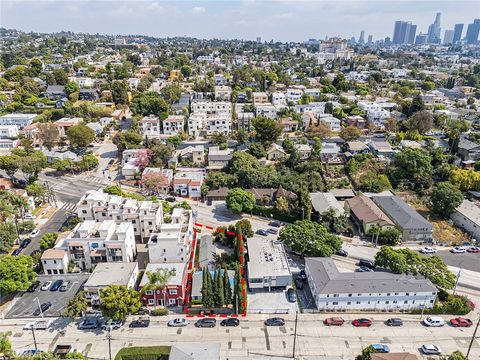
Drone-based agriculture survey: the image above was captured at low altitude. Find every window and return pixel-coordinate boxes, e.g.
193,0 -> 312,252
132,220 -> 135,223
348,294 -> 352,297
169,299 -> 176,305
347,302 -> 351,305
148,299 -> 154,305
356,301 -> 360,304
82,210 -> 87,214
386,301 -> 389,304
332,302 -> 338,305
148,222 -> 152,225
169,289 -> 177,295
145,290 -> 153,295
387,293 -> 390,296
406,293 -> 409,296
333,294 -> 339,298
394,292 -> 399,295
404,300 -> 408,304
102,212 -> 106,217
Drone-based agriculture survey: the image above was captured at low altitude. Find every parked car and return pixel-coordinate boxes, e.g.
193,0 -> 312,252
450,317 -> 473,327
294,278 -> 304,290
168,318 -> 188,327
264,317 -> 285,326
336,249 -> 348,257
357,259 -> 375,269
40,281 -> 52,291
27,280 -> 40,293
385,318 -> 403,327
129,318 -> 150,328
59,281 -> 70,292
352,318 -> 372,327
220,318 -> 240,327
419,247 -> 437,254
20,238 -> 31,249
324,317 -> 344,326
423,316 -> 445,327
12,248 -> 22,256
136,307 -> 150,315
24,320 -> 51,330
421,344 -> 442,355
166,197 -> 176,203
356,266 -> 374,272
50,280 -> 64,291
467,247 -> 480,253
371,344 -> 390,353
24,214 -> 36,220
298,270 -> 307,282
78,318 -> 100,330
256,229 -> 269,236
195,318 -> 216,328
102,318 -> 124,331
30,229 -> 40,237
33,302 -> 52,316
21,350 -> 44,357
267,228 -> 278,235
451,246 -> 467,254
287,288 -> 297,303
268,221 -> 282,228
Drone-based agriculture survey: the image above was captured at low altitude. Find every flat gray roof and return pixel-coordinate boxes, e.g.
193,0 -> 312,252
372,196 -> 432,231
247,238 -> 291,279
84,262 -> 137,288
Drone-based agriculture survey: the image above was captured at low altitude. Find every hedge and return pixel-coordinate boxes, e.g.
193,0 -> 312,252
151,308 -> 169,316
115,346 -> 170,360
251,205 -> 300,223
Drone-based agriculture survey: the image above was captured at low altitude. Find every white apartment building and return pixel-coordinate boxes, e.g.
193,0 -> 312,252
140,115 -> 161,140
163,115 -> 185,135
148,208 -> 194,263
0,113 -> 36,129
255,103 -> 279,119
41,249 -> 69,275
271,92 -> 287,106
0,125 -> 19,139
173,168 -> 205,199
188,100 -> 232,137
305,257 -> 438,311
286,88 -> 303,104
76,189 -> 163,242
305,89 -> 321,98
59,220 -> 136,270
214,85 -> 232,101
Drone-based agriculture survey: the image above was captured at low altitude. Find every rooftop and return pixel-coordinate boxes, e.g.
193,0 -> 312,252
309,192 -> 345,215
139,262 -> 186,287
372,196 -> 432,231
454,200 -> 480,226
84,262 -> 138,288
247,237 -> 291,279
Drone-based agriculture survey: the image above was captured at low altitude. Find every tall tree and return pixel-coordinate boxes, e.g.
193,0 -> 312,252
429,182 -> 463,219
111,80 -> 129,105
201,268 -> 214,308
225,188 -> 256,214
64,291 -> 88,318
99,285 -> 141,320
214,269 -> 225,307
0,254 -> 36,295
409,110 -> 434,135
223,267 -> 232,305
251,116 -> 283,146
67,124 -> 95,148
0,155 -> 20,179
37,123 -> 60,150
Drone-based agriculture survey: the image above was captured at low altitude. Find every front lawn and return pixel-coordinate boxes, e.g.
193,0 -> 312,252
115,346 -> 171,360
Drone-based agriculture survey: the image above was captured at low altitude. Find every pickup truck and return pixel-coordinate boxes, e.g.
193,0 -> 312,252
53,345 -> 71,359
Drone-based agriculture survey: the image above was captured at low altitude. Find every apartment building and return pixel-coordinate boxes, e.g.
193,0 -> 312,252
252,92 -> 269,105
76,189 -> 163,242
286,88 -> 303,104
271,92 -> 286,106
140,115 -> 161,139
148,208 -> 194,263
305,257 -> 437,311
163,115 -> 185,135
173,168 -> 205,198
59,219 -> 136,270
0,113 -> 36,129
0,125 -> 19,139
188,100 -> 232,137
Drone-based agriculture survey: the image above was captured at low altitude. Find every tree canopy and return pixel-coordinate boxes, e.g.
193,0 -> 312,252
225,188 -> 256,213
67,124 -> 95,148
0,254 -> 36,295
99,285 -> 141,320
251,116 -> 283,146
429,182 -> 463,218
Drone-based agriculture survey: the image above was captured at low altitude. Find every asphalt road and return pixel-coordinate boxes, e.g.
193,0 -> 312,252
4,313 -> 480,359
435,250 -> 480,273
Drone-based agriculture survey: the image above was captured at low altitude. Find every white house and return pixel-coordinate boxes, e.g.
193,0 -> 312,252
286,88 -> 303,104
163,115 -> 185,135
451,200 -> 480,241
0,113 -> 36,129
41,249 -> 69,275
140,115 -> 161,140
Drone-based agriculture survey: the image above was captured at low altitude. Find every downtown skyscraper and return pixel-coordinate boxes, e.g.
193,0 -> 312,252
465,19 -> 480,44
427,12 -> 442,44
392,21 -> 417,45
453,24 -> 464,44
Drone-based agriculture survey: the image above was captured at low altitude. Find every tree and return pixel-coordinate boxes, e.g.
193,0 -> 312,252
0,223 -> 18,253
225,188 -> 256,214
77,154 -> 99,172
355,346 -> 375,360
18,220 -> 35,234
279,220 -> 342,257
235,219 -> 253,238
450,169 -> 480,191
251,116 -> 283,145
142,268 -> 175,309
37,123 -> 60,150
368,227 -> 402,246
0,331 -> 13,358
0,254 -> 36,295
40,232 -> 58,250
374,247 -> 456,289
131,91 -> 169,117
339,126 -> 361,141
429,182 -> 463,218
324,102 -> 334,114
409,110 -> 434,135
205,171 -> 236,190
18,153 -> 47,182
52,68 -> 68,85
390,148 -> 433,191
111,80 -> 129,105
99,285 -> 141,320
140,172 -> 169,193
359,173 -> 392,193
114,130 -> 143,151
409,95 -> 425,115
160,84 -> 182,104
67,124 -> 95,148
448,351 -> 468,360
134,149 -> 152,170
275,196 -> 290,213
214,268 -> 225,307
223,267 -> 232,305
311,137 -> 322,159
0,154 -> 20,179
320,208 -> 350,234
201,268 -> 214,308
211,132 -> 227,148
149,141 -> 173,167
65,80 -> 79,97
64,291 -> 87,318
180,65 -> 192,78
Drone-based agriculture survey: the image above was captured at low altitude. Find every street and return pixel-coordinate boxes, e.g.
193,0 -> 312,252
2,313 -> 479,359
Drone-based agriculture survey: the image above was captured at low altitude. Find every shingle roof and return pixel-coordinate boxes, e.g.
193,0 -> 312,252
305,257 -> 437,294
372,196 -> 432,231
346,195 -> 394,226
309,192 -> 345,215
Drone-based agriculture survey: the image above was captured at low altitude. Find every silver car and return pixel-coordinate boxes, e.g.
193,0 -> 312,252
168,318 -> 188,327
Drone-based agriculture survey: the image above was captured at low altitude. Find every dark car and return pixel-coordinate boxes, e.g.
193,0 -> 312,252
264,317 -> 285,326
294,278 -> 304,290
358,260 -> 375,269
27,280 -> 41,293
385,318 -> 403,326
12,248 -> 22,256
287,288 -> 297,303
78,318 -> 100,330
129,318 -> 150,328
256,229 -> 269,236
298,270 -> 308,282
136,307 -> 150,315
352,318 -> 372,327
166,197 -> 176,203
50,280 -> 64,291
269,221 -> 282,228
20,238 -> 31,249
195,318 -> 216,328
267,228 -> 279,235
33,302 -> 52,316
336,249 -> 348,257
356,266 -> 374,272
220,318 -> 240,327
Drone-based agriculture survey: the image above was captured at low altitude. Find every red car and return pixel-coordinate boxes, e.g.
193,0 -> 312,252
467,247 -> 480,253
352,318 -> 372,327
450,317 -> 473,327
324,317 -> 345,326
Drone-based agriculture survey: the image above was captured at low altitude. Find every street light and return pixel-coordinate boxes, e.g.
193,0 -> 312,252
34,297 -> 44,318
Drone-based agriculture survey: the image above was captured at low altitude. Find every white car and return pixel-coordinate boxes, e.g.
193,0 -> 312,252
40,281 -> 52,291
419,247 -> 437,254
421,344 -> 442,355
30,229 -> 40,237
167,318 -> 188,327
23,320 -> 51,330
24,213 -> 36,220
422,316 -> 445,327
451,246 -> 467,254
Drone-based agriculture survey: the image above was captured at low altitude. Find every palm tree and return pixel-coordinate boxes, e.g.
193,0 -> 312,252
142,268 -> 176,309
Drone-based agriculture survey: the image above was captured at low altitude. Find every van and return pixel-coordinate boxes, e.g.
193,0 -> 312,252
423,316 -> 445,327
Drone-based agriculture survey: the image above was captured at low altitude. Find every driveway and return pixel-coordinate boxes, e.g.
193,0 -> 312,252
247,289 -> 299,314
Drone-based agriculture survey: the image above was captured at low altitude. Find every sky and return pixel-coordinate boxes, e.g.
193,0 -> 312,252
1,0 -> 479,42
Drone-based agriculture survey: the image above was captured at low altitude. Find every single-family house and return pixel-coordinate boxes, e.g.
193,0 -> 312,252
345,195 -> 395,234
141,168 -> 173,194
44,85 -> 66,100
450,200 -> 480,241
266,143 -> 287,161
294,143 -> 312,160
457,138 -> 480,161
309,192 -> 345,217
208,146 -> 233,170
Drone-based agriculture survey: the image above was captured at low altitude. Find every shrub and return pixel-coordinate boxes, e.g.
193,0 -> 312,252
150,308 -> 168,316
115,346 -> 170,360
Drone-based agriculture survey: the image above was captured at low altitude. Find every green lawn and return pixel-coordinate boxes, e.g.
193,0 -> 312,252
114,346 -> 171,360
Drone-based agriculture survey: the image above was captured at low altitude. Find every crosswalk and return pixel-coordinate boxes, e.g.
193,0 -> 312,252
58,202 -> 77,214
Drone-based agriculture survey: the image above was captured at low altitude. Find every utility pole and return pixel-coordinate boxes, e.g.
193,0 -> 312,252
107,328 -> 112,360
453,269 -> 462,296
31,327 -> 38,350
467,317 -> 480,358
292,311 -> 298,358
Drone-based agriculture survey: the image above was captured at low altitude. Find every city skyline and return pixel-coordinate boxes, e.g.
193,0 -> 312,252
1,0 -> 479,42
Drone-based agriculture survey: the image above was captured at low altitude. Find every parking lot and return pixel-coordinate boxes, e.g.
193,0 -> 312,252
247,289 -> 299,314
7,273 -> 90,319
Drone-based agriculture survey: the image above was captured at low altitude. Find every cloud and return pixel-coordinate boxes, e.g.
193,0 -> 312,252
192,6 -> 206,14
270,12 -> 294,20
147,2 -> 165,13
